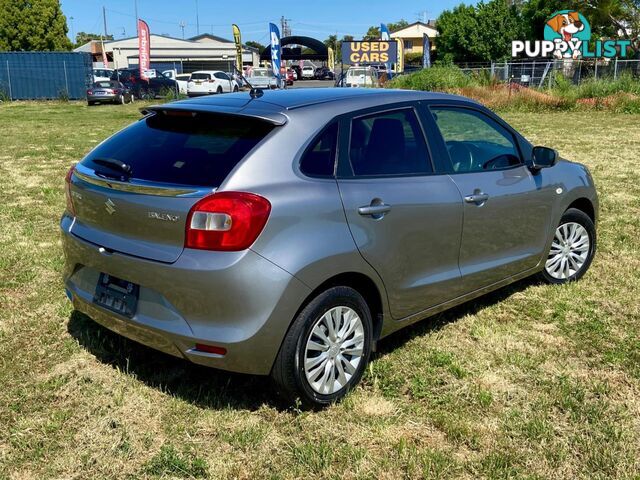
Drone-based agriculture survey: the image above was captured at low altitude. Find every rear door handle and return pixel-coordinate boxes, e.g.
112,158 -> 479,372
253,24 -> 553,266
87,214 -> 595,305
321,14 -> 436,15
464,192 -> 489,204
358,203 -> 391,217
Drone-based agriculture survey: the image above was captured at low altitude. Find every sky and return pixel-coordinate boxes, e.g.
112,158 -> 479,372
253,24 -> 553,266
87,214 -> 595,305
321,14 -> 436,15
60,0 -> 465,44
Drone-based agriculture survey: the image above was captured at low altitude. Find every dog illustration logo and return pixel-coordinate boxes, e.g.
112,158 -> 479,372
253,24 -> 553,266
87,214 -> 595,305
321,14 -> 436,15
544,10 -> 591,59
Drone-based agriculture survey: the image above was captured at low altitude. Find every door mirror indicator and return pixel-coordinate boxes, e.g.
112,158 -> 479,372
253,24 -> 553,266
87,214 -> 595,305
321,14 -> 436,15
531,146 -> 558,171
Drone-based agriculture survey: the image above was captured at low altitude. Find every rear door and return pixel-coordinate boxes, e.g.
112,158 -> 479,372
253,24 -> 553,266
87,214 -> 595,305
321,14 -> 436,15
215,72 -> 232,92
336,105 -> 464,319
68,111 -> 276,263
428,105 -> 554,289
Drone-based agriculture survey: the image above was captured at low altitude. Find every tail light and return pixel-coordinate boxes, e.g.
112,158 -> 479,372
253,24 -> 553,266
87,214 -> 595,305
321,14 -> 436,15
65,164 -> 76,215
87,90 -> 93,95
185,192 -> 271,251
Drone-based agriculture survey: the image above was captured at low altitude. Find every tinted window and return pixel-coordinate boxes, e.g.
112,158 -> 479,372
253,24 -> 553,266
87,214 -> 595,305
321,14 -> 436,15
300,123 -> 338,177
214,72 -> 229,80
431,107 -> 521,173
349,108 -> 432,176
191,73 -> 211,80
81,113 -> 275,187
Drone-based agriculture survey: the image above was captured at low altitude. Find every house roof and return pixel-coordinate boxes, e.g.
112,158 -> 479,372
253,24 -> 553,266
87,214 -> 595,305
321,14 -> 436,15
189,33 -> 233,43
390,21 -> 438,38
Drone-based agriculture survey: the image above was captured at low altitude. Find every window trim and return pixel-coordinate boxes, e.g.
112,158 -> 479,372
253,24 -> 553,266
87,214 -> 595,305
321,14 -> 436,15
297,121 -> 340,179
428,104 -> 525,174
340,105 -> 437,179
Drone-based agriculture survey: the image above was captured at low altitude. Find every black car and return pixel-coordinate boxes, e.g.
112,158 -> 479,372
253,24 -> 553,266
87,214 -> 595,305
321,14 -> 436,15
314,66 -> 335,80
110,68 -> 177,99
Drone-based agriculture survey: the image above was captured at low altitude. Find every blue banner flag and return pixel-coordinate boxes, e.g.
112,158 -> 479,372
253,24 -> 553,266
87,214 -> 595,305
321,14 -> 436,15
269,23 -> 282,86
422,33 -> 431,68
380,23 -> 392,79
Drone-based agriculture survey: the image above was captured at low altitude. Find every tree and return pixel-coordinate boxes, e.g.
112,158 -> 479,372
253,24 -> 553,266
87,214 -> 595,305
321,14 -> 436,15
436,0 -> 524,62
245,40 -> 266,52
363,19 -> 409,40
0,0 -> 73,51
75,32 -> 113,48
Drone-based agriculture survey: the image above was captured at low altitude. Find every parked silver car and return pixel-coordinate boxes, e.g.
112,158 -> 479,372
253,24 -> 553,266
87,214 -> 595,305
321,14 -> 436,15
61,89 -> 598,407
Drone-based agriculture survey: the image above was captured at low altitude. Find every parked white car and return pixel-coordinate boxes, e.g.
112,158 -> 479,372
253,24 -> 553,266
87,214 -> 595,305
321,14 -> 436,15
162,69 -> 190,94
247,68 -> 278,89
187,71 -> 239,96
301,66 -> 315,79
345,66 -> 378,88
92,68 -> 114,83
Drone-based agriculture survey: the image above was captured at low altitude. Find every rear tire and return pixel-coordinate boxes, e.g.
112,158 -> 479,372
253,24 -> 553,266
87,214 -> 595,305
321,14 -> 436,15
271,286 -> 373,408
216,86 -> 223,94
540,208 -> 596,284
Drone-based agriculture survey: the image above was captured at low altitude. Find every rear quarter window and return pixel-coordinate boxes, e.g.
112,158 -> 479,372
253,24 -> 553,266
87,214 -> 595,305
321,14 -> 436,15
81,113 -> 275,187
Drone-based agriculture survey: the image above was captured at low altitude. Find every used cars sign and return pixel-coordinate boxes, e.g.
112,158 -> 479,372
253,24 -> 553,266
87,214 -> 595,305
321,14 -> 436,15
341,41 -> 398,64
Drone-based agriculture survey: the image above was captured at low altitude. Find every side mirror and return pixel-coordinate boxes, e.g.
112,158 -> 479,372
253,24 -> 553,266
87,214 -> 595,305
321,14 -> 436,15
531,146 -> 558,171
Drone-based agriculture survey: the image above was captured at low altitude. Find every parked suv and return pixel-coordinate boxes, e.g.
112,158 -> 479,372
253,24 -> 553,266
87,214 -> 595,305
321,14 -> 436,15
61,89 -> 598,407
111,68 -> 177,99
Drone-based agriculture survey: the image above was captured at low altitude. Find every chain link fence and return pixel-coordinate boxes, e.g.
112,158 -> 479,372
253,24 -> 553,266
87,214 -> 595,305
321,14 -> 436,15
456,59 -> 640,88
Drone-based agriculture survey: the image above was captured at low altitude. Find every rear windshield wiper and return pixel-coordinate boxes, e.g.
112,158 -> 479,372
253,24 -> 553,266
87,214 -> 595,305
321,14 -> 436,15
92,158 -> 133,181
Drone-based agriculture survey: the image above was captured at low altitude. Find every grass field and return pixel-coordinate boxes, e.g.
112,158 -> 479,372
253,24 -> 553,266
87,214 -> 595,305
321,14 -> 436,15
0,101 -> 639,479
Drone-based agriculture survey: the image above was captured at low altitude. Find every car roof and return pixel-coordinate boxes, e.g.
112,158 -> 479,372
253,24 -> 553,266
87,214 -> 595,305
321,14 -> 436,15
150,88 -> 476,125
191,70 -> 224,74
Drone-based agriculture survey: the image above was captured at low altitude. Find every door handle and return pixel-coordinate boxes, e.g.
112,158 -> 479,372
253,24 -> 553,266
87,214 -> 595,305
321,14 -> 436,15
358,201 -> 391,218
464,192 -> 489,205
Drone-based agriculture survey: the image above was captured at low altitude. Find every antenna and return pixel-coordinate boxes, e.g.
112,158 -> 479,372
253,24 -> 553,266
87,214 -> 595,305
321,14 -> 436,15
179,21 -> 186,39
415,10 -> 429,24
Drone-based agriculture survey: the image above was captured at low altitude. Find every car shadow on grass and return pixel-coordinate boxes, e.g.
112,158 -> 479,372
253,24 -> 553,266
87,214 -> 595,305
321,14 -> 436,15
374,276 -> 540,357
67,311 -> 280,411
68,276 -> 540,410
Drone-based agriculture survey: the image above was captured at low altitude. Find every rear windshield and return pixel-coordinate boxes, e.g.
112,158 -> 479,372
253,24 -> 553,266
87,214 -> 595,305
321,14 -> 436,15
251,69 -> 269,77
191,73 -> 211,80
80,112 -> 275,187
94,81 -> 116,88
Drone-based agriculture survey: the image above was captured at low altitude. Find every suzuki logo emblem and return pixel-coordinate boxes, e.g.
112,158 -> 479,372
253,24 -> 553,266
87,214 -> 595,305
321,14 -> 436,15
105,198 -> 116,215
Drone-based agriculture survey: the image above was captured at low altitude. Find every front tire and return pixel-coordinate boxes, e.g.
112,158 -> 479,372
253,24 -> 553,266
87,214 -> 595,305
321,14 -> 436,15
541,208 -> 596,284
271,286 -> 373,408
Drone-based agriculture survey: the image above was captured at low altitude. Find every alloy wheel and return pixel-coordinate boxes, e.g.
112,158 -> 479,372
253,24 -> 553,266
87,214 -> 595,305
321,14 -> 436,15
545,222 -> 590,280
303,306 -> 365,395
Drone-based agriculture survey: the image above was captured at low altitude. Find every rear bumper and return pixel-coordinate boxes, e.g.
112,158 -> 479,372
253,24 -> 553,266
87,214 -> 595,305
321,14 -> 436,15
60,214 -> 311,375
87,94 -> 118,103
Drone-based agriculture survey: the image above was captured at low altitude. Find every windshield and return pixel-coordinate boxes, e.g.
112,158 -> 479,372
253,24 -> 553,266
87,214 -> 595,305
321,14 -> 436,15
348,69 -> 369,76
191,73 -> 211,80
94,81 -> 116,88
251,69 -> 270,77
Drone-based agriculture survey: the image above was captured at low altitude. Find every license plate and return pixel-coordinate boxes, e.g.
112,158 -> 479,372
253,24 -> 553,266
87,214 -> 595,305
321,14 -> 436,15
93,273 -> 139,318
95,91 -> 106,95
195,81 -> 202,84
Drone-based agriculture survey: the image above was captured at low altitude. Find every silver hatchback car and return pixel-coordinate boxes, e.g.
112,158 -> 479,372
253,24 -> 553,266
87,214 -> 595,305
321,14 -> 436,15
61,89 -> 598,407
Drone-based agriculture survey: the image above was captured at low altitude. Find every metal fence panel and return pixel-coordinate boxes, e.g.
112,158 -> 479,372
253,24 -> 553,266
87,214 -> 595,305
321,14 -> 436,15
455,59 -> 640,87
0,52 -> 92,100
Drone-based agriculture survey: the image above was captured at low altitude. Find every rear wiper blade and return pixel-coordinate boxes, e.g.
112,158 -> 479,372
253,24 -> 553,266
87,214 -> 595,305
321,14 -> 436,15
93,158 -> 132,176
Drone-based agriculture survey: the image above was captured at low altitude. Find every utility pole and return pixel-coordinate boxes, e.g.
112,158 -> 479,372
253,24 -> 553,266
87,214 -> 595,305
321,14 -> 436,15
280,16 -> 291,37
102,6 -> 108,37
134,0 -> 139,34
179,21 -> 186,39
195,0 -> 200,35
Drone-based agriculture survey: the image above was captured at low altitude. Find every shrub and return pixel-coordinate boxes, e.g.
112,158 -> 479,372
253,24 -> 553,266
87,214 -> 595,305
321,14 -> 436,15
389,66 -> 477,91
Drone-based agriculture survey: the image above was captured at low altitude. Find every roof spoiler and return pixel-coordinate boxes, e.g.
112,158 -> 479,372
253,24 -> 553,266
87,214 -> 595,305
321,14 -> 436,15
139,104 -> 287,126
